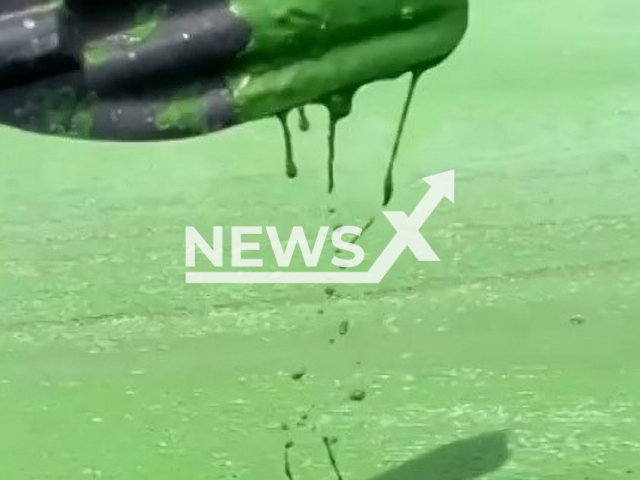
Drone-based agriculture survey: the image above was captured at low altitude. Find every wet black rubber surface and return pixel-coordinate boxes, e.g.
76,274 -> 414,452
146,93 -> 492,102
0,0 -> 250,140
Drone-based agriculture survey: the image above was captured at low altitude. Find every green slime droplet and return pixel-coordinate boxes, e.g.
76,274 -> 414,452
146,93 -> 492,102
297,107 -> 310,132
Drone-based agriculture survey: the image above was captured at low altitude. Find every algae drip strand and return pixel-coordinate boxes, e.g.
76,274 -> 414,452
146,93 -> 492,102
277,73 -> 420,205
327,116 -> 337,193
322,89 -> 355,195
284,442 -> 295,480
384,71 -> 421,206
277,111 -> 298,179
323,436 -> 344,480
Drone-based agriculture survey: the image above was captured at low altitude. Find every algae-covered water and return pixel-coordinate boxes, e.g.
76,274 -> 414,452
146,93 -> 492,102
1,0 -> 640,478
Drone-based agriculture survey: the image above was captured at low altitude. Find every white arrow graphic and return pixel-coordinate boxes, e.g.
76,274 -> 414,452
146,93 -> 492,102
186,170 -> 455,284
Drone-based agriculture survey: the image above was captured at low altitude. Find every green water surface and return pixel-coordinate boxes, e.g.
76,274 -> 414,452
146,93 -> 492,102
1,0 -> 639,478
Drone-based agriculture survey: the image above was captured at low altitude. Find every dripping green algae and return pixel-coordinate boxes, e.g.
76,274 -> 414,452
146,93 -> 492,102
228,0 -> 467,122
227,0 -> 467,204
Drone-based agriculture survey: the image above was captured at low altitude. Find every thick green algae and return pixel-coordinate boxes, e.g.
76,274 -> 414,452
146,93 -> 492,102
125,4 -> 168,44
21,87 -> 94,138
82,4 -> 168,67
4,0 -> 467,204
227,0 -> 467,202
155,87 -> 209,136
228,0 -> 468,122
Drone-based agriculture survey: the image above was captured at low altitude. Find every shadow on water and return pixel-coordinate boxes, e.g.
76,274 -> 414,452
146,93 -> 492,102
286,431 -> 509,480
370,430 -> 510,480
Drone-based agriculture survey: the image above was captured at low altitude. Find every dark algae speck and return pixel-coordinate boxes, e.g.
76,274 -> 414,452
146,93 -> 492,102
291,369 -> 306,381
338,320 -> 350,336
569,314 -> 586,326
349,389 -> 366,402
324,286 -> 337,297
